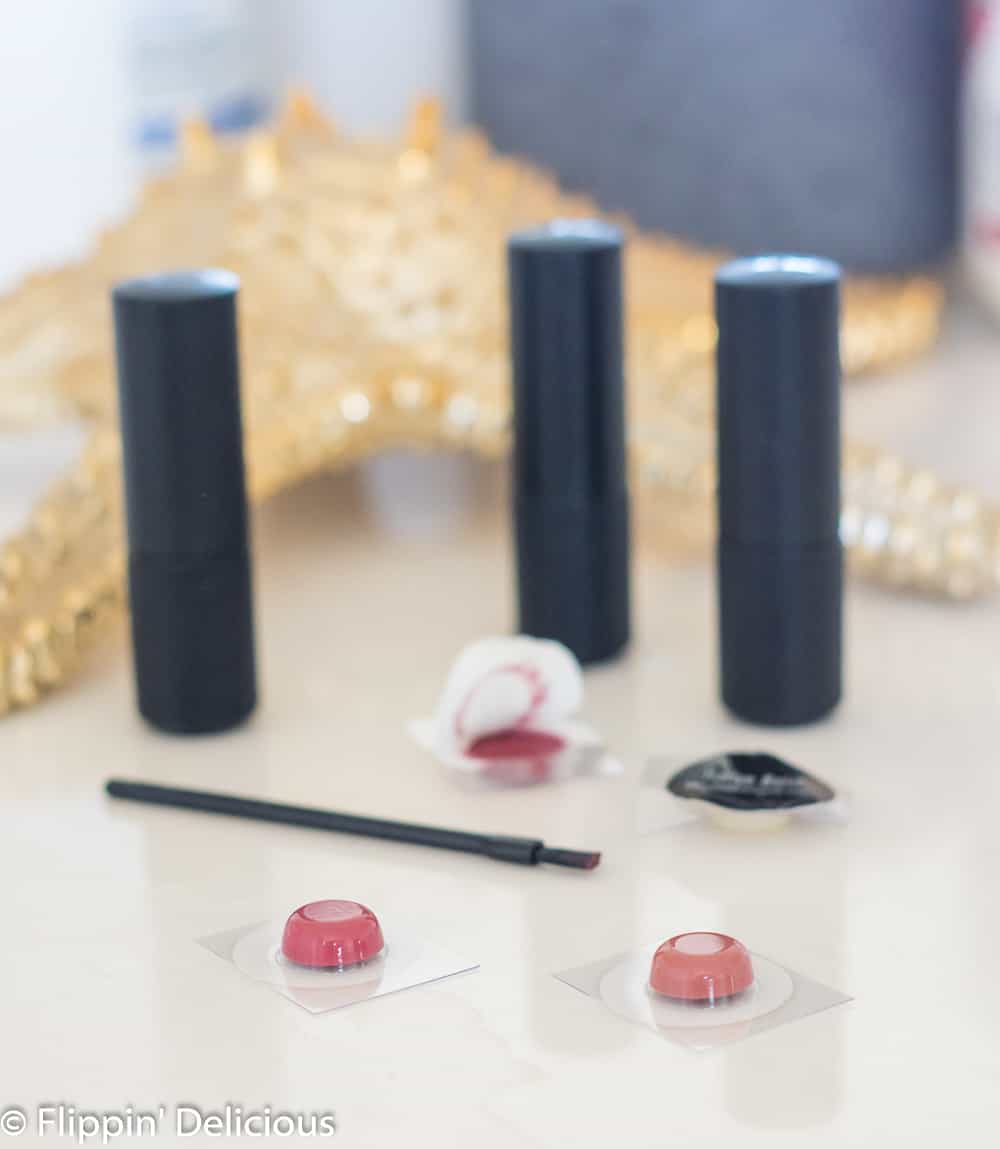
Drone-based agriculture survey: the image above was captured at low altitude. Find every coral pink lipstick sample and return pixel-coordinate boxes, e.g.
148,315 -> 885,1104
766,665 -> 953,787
649,932 -> 754,1002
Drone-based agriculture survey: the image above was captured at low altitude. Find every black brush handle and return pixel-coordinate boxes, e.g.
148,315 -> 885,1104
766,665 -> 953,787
105,779 -> 546,864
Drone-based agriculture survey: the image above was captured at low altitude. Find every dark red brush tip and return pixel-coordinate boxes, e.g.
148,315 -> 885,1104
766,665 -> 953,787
538,847 -> 602,870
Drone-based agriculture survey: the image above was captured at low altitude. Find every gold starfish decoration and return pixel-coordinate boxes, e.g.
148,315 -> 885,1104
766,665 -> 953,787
0,93 -> 992,717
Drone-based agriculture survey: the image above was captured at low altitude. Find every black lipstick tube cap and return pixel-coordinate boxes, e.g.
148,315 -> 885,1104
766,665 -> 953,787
113,270 -> 257,734
508,220 -> 630,664
715,255 -> 842,726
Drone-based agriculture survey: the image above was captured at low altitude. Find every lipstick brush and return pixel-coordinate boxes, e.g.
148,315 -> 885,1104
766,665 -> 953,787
105,779 -> 602,871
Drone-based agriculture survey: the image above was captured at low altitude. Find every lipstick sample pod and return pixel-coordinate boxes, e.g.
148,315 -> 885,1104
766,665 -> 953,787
112,270 -> 257,734
715,255 -> 842,726
281,900 -> 385,969
665,751 -> 838,832
508,220 -> 631,665
649,931 -> 754,1003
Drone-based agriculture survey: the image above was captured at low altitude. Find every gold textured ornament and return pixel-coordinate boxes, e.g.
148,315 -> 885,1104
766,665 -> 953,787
0,93 -> 992,718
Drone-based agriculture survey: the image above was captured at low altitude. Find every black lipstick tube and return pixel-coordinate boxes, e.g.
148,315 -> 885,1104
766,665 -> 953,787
715,255 -> 842,726
112,270 -> 257,734
508,221 -> 631,664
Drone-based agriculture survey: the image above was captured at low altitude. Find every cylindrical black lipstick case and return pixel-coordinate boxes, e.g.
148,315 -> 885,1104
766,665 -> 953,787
507,220 -> 630,664
112,270 -> 257,734
715,255 -> 842,726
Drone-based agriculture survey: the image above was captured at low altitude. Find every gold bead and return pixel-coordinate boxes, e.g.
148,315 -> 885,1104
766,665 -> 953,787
390,375 -> 430,411
0,646 -> 10,715
7,645 -> 38,706
340,392 -> 372,424
22,619 -> 62,687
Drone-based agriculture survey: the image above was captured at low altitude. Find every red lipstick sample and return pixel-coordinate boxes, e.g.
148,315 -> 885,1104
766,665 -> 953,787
649,932 -> 754,1003
466,728 -> 566,760
281,900 -> 385,969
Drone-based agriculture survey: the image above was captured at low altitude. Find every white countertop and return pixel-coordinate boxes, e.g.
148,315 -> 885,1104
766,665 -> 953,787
1,298 -> 999,1147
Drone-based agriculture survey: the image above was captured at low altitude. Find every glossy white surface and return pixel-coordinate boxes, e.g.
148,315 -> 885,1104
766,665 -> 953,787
2,300 -> 999,1146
